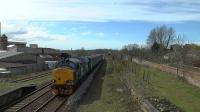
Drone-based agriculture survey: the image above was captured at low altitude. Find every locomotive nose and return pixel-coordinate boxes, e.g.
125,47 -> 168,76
52,68 -> 74,85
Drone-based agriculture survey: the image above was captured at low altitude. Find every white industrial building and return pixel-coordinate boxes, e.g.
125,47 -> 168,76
0,34 -> 61,77
0,51 -> 46,77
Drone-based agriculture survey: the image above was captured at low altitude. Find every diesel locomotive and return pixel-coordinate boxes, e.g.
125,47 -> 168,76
51,54 -> 103,95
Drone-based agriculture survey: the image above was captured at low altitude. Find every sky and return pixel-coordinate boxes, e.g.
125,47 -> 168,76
0,0 -> 200,50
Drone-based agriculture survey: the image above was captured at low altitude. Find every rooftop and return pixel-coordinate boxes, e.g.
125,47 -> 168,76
0,34 -> 7,38
8,41 -> 26,45
0,51 -> 22,60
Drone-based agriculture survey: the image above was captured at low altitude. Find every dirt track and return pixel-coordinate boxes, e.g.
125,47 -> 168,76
132,58 -> 200,87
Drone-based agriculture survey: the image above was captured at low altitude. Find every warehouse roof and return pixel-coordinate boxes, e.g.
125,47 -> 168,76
8,41 -> 27,45
0,51 -> 22,60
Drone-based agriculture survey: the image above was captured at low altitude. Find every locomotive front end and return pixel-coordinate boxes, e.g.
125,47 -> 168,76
51,67 -> 74,95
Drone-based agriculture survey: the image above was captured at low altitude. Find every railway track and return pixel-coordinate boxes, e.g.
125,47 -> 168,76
5,83 -> 52,112
35,96 -> 68,112
12,71 -> 51,83
6,86 -> 68,112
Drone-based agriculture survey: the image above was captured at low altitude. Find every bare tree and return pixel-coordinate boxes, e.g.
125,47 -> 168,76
172,34 -> 186,78
166,27 -> 175,49
147,25 -> 175,50
138,46 -> 146,62
122,44 -> 140,56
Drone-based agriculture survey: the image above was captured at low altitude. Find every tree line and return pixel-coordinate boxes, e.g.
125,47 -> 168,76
122,24 -> 200,73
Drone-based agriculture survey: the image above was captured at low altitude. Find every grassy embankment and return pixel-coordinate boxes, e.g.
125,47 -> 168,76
78,59 -> 141,112
113,60 -> 200,112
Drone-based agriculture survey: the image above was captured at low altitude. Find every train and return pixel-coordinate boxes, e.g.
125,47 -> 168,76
51,54 -> 103,95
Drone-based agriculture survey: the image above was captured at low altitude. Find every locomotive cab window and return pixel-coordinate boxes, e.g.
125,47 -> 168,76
56,60 -> 77,69
67,61 -> 77,69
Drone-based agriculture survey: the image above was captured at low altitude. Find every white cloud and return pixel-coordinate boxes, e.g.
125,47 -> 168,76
0,22 -> 112,49
1,22 -> 68,46
0,0 -> 200,22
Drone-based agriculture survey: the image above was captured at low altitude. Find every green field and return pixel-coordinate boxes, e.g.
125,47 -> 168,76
150,69 -> 200,112
114,61 -> 200,112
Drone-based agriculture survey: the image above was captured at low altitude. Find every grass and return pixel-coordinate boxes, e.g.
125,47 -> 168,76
115,61 -> 200,112
0,83 -> 16,93
9,70 -> 51,80
0,75 -> 51,94
150,69 -> 200,112
78,60 -> 140,112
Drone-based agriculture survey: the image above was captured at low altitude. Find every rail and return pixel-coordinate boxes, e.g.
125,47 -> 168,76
12,72 -> 51,83
5,82 -> 52,112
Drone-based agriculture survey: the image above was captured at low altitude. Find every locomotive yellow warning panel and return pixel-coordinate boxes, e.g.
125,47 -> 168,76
52,68 -> 74,85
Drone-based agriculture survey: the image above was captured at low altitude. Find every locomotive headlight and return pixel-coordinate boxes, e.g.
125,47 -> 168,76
52,79 -> 56,83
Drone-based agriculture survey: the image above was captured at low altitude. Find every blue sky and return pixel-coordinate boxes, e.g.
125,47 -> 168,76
0,0 -> 200,49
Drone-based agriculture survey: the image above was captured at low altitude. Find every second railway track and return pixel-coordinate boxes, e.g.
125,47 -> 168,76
6,85 -> 69,112
35,96 -> 68,112
5,83 -> 52,112
12,71 -> 51,83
